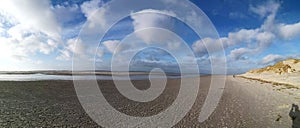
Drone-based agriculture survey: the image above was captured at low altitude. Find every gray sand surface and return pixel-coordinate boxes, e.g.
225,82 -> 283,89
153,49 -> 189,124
0,76 -> 298,127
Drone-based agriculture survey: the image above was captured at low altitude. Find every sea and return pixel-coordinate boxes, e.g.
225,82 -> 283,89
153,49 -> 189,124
0,73 -> 190,81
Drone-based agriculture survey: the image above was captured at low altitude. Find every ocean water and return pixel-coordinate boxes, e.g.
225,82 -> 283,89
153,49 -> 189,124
0,73 -> 185,81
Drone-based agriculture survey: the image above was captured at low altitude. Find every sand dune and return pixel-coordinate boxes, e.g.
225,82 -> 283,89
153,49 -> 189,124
239,58 -> 300,88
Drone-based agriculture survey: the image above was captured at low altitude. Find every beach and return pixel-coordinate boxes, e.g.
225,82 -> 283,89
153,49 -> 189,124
0,76 -> 298,127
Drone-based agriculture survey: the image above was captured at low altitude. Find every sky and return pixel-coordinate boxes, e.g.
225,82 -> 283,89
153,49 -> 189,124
0,0 -> 300,74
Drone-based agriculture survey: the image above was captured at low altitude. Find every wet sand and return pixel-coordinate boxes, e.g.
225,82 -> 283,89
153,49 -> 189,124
0,76 -> 298,127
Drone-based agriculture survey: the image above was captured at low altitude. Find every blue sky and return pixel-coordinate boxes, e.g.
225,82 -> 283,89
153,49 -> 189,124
0,0 -> 300,74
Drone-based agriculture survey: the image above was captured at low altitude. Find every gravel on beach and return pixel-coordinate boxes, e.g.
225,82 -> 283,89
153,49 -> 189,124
0,76 -> 299,127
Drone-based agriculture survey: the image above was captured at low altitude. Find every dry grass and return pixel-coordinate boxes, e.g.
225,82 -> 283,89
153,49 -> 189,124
249,59 -> 300,74
294,59 -> 300,64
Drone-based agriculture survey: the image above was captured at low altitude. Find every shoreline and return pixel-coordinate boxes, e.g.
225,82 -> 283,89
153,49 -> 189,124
0,71 -> 184,76
236,75 -> 299,89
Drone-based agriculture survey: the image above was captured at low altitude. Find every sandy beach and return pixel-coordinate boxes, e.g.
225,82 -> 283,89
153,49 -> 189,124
0,76 -> 299,127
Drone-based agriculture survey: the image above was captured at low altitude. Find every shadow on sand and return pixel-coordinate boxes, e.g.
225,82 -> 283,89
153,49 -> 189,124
290,104 -> 300,128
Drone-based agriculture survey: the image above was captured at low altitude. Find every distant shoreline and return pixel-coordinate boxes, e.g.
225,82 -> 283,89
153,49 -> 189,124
0,70 -> 180,76
0,71 -> 208,81
0,70 -> 208,77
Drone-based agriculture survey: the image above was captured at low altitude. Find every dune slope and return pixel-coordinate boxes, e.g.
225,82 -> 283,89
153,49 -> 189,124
239,58 -> 300,88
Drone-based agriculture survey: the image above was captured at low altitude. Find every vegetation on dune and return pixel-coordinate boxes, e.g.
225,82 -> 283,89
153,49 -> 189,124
239,58 -> 300,89
294,59 -> 300,64
249,59 -> 300,74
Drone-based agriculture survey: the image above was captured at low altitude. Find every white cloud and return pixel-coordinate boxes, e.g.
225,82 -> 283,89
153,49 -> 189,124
96,48 -> 104,58
192,1 -> 300,62
52,4 -> 81,25
129,9 -> 184,51
192,38 -> 224,56
192,28 -> 263,56
55,0 -> 111,62
227,31 -> 275,60
66,38 -> 86,55
227,29 -> 259,45
56,50 -> 72,61
260,54 -> 300,65
278,22 -> 300,40
0,33 -> 58,60
0,0 -> 61,40
75,1 -> 226,70
0,0 -> 102,66
0,0 -> 298,72
255,32 -> 275,49
0,0 -> 62,62
192,28 -> 275,59
131,9 -> 176,44
7,24 -> 30,40
260,54 -> 285,65
249,1 -> 280,18
56,38 -> 86,60
229,48 -> 251,60
102,40 -> 120,53
80,0 -> 106,28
